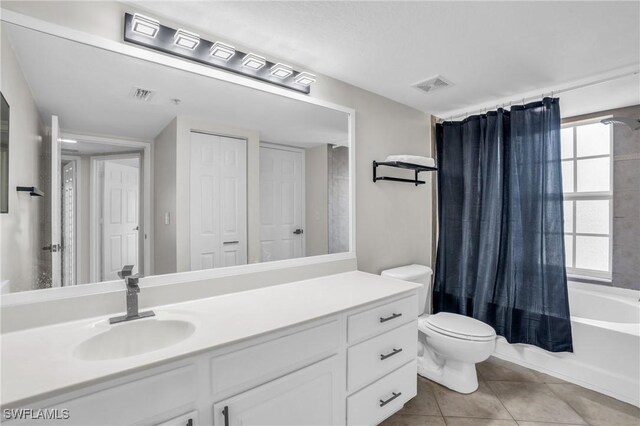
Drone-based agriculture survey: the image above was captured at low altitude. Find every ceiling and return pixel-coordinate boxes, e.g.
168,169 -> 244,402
130,1 -> 640,117
4,23 -> 348,145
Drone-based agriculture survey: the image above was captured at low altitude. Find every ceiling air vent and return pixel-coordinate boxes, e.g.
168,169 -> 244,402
129,87 -> 155,102
413,75 -> 453,94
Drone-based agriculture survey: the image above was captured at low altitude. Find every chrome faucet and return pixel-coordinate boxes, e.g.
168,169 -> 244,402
109,265 -> 155,324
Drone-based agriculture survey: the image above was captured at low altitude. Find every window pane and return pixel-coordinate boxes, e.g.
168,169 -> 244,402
561,128 -> 574,159
563,201 -> 574,233
562,160 -> 574,193
575,235 -> 609,271
564,235 -> 574,267
576,200 -> 609,235
577,157 -> 610,192
576,123 -> 610,157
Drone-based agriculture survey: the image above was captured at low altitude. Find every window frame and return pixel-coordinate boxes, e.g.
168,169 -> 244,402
561,116 -> 613,280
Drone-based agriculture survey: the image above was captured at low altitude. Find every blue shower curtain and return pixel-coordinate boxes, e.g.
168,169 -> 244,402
433,97 -> 573,352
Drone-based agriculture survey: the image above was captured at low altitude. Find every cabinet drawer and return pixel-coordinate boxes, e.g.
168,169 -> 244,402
348,321 -> 417,392
348,295 -> 418,344
347,360 -> 417,426
210,320 -> 339,398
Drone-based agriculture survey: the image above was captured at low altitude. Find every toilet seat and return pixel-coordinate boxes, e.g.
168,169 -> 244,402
419,312 -> 496,342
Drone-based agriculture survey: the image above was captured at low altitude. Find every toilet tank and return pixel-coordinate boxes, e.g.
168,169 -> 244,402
381,264 -> 433,315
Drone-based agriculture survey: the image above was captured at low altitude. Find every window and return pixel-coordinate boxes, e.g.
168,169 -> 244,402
561,118 -> 612,279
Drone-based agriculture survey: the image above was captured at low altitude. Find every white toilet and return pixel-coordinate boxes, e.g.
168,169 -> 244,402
381,264 -> 496,394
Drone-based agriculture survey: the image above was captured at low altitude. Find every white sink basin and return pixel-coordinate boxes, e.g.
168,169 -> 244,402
74,318 -> 196,361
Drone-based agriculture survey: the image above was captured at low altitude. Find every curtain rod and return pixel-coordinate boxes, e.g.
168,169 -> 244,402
437,69 -> 639,122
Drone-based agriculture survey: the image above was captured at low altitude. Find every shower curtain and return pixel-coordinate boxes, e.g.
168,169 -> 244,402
433,97 -> 573,352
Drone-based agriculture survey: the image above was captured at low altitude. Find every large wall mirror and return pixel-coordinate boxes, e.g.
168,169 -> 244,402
0,20 -> 352,294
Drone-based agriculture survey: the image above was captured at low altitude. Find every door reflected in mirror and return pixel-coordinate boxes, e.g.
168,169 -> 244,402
0,22 -> 351,293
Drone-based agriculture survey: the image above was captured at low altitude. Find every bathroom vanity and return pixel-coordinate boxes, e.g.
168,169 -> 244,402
1,272 -> 420,425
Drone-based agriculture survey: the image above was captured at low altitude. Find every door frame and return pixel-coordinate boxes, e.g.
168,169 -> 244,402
259,142 -> 306,258
60,155 -> 82,286
94,154 -> 143,281
63,132 -> 151,282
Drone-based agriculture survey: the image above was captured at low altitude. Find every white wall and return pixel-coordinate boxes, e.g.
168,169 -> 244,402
1,0 -> 434,275
0,26 -> 45,292
305,144 -> 328,256
312,78 -> 433,273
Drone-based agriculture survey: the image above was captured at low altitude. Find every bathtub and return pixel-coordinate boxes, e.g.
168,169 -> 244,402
493,281 -> 640,407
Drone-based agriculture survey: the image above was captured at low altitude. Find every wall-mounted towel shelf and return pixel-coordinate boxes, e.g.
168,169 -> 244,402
372,161 -> 437,186
16,186 -> 44,197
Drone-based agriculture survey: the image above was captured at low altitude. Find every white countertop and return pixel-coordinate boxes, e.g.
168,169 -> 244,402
1,271 -> 420,407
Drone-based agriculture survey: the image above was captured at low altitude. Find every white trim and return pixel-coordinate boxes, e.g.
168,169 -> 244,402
66,132 -> 151,282
1,252 -> 356,306
0,8 -> 356,305
91,152 -> 143,281
562,117 -> 613,280
60,155 -> 82,285
260,142 -> 307,258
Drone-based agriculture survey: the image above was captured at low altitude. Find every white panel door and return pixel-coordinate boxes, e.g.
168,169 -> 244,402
219,136 -> 247,267
212,357 -> 340,426
102,161 -> 139,280
190,132 -> 247,270
62,161 -> 76,286
259,146 -> 303,262
50,115 -> 62,287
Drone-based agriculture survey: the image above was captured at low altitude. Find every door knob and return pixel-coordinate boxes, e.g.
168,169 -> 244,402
293,228 -> 304,235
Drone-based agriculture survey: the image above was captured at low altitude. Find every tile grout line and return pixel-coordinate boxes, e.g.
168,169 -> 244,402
423,376 -> 445,419
543,382 -> 592,426
482,380 -> 518,422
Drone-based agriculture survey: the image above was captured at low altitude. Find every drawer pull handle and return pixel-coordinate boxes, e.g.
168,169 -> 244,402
379,313 -> 402,323
380,348 -> 403,360
222,406 -> 229,426
379,391 -> 402,407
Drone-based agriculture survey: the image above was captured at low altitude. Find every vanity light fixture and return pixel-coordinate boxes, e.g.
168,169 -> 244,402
173,29 -> 200,50
270,63 -> 293,79
242,53 -> 266,70
210,42 -> 235,61
294,72 -> 316,86
131,13 -> 159,38
123,13 -> 314,94
59,138 -> 77,144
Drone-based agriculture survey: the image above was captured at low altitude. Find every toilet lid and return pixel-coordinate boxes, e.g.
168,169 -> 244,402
424,312 -> 496,341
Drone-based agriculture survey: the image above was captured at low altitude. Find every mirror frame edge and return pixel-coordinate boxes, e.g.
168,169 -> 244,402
0,8 -> 357,307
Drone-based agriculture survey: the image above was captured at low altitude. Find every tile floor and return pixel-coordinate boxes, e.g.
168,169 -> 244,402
381,357 -> 640,426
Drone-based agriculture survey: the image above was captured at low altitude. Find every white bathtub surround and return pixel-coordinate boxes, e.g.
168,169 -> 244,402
493,281 -> 640,407
1,271 -> 421,425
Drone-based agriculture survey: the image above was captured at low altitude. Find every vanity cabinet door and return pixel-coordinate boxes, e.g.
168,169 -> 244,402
212,356 -> 342,426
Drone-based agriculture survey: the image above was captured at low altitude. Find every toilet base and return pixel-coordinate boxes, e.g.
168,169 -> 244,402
417,349 -> 480,394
